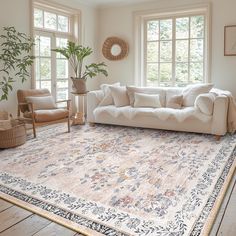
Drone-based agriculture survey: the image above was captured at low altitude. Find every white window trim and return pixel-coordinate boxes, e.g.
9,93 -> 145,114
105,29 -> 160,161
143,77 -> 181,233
133,3 -> 211,87
30,0 -> 81,90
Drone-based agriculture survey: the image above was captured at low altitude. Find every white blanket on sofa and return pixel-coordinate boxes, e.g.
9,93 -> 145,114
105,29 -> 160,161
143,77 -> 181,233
211,88 -> 236,133
94,106 -> 211,123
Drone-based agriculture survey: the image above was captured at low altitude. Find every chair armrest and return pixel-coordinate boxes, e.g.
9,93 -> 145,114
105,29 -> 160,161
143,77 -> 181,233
56,99 -> 71,103
17,102 -> 35,117
56,99 -> 71,110
87,90 -> 104,122
211,95 -> 229,135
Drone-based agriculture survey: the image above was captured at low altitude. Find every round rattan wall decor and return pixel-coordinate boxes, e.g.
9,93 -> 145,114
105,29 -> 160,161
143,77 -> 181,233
102,37 -> 129,61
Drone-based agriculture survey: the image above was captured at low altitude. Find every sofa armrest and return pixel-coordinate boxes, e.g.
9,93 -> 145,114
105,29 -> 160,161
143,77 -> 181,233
211,95 -> 229,135
87,90 -> 104,122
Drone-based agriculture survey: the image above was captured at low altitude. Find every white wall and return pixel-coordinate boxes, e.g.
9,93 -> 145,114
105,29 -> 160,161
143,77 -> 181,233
98,0 -> 236,96
0,0 -> 98,116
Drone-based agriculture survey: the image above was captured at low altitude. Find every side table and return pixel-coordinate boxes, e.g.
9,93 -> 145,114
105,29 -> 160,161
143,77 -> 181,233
71,92 -> 88,125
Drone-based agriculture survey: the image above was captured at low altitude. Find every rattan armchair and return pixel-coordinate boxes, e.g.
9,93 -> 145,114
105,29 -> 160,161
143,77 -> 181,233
17,89 -> 71,138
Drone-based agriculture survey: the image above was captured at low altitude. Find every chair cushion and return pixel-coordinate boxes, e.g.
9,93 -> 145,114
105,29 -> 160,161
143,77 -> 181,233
24,109 -> 69,122
17,89 -> 51,113
134,93 -> 162,108
25,96 -> 57,110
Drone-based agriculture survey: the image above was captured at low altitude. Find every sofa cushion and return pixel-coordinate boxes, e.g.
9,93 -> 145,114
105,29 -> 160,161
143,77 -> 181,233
126,86 -> 166,107
195,93 -> 216,115
110,86 -> 130,107
166,95 -> 183,109
182,83 -> 214,107
99,82 -> 120,106
134,93 -> 162,108
24,109 -> 69,122
25,96 -> 57,110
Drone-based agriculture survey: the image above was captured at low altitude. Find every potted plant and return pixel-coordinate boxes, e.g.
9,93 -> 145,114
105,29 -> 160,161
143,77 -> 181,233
52,41 -> 108,94
0,26 -> 35,101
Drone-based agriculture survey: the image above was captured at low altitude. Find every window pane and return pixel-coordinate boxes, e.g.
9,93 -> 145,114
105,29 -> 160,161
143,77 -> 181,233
34,8 -> 43,28
35,58 -> 40,80
176,40 -> 189,62
40,58 -> 51,80
57,88 -> 68,100
190,63 -> 203,83
56,38 -> 68,58
41,81 -> 51,92
147,63 -> 158,85
58,15 -> 69,32
147,42 -> 158,62
147,21 -> 159,41
176,17 -> 189,39
160,19 -> 172,40
176,63 -> 188,84
57,59 -> 68,78
160,41 -> 172,62
190,39 -> 203,62
191,16 -> 204,38
40,36 -> 51,57
44,11 -> 57,30
35,36 -> 40,56
160,63 -> 172,82
36,81 -> 40,89
57,80 -> 68,89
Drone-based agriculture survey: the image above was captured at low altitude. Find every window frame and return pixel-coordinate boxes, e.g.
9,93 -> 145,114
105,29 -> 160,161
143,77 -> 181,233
31,0 -> 81,101
134,4 -> 211,87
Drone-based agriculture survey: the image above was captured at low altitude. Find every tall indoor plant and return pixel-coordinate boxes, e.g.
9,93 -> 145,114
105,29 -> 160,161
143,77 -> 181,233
52,41 -> 108,94
0,26 -> 35,101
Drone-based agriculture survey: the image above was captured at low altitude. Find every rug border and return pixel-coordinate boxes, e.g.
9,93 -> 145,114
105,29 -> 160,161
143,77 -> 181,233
201,157 -> 236,235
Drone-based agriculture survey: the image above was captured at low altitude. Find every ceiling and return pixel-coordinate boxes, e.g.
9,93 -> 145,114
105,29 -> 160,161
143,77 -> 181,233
78,0 -> 154,8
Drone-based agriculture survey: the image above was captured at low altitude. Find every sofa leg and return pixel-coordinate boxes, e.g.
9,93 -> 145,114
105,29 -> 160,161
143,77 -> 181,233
215,135 -> 221,141
89,122 -> 95,127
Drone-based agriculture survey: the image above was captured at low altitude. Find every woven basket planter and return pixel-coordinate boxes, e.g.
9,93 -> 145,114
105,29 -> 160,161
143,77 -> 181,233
0,120 -> 26,148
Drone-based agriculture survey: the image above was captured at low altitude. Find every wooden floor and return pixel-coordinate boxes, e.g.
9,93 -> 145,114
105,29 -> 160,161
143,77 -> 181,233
0,174 -> 235,236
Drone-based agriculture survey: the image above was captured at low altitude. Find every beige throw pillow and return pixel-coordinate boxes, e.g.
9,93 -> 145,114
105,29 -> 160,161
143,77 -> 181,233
195,93 -> 216,115
25,96 -> 57,110
166,95 -> 183,109
134,93 -> 162,108
109,86 -> 130,107
99,82 -> 120,106
126,86 -> 165,107
182,83 -> 214,107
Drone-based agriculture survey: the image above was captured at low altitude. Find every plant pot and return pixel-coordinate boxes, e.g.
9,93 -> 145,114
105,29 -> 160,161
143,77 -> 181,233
71,77 -> 87,94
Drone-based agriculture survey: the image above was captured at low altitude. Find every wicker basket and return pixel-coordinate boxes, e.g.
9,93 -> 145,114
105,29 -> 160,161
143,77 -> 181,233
0,120 -> 26,148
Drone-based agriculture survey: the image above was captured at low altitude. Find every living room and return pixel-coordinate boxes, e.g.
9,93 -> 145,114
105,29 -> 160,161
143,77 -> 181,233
0,0 -> 235,235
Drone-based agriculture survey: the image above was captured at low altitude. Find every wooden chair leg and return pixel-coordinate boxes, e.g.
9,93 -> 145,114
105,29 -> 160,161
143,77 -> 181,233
67,117 -> 70,133
215,135 -> 221,141
32,122 -> 36,138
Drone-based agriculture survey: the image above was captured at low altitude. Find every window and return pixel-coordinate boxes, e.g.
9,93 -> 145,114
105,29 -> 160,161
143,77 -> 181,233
32,2 -> 80,101
134,5 -> 210,87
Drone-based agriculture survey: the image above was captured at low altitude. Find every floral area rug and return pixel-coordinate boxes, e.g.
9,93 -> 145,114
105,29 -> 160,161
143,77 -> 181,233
0,124 -> 235,236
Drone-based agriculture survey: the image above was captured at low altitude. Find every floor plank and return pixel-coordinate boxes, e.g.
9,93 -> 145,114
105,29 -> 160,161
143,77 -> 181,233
0,200 -> 13,213
0,205 -> 32,232
217,181 -> 236,236
0,214 -> 51,236
33,222 -> 77,236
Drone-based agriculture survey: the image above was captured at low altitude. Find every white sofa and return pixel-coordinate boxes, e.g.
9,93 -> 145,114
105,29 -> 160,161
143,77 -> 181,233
87,84 -> 229,136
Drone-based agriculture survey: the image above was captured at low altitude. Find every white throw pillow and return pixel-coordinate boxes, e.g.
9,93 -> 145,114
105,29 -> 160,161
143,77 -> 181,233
194,93 -> 216,115
166,95 -> 183,109
99,82 -> 120,106
126,86 -> 166,107
109,86 -> 130,107
134,93 -> 162,108
182,83 -> 214,107
25,96 -> 57,110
